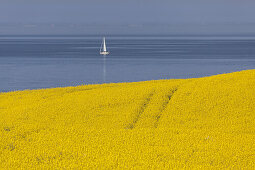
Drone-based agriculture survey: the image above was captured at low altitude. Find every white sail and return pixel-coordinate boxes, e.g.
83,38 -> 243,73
100,37 -> 109,55
103,37 -> 107,52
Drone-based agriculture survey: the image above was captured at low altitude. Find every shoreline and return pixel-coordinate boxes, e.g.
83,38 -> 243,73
1,69 -> 254,93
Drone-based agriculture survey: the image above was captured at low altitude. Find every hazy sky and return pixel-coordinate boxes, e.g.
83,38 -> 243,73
1,0 -> 255,35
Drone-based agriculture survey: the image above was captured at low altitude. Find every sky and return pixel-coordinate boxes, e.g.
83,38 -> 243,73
0,0 -> 255,35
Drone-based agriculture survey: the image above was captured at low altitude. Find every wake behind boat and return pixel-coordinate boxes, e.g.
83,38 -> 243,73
100,37 -> 109,55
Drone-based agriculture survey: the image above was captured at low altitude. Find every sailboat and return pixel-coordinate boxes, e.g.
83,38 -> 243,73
100,37 -> 109,55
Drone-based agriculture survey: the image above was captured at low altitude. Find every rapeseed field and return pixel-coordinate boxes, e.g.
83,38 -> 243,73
0,70 -> 255,169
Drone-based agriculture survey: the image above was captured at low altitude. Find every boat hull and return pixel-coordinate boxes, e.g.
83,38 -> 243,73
100,51 -> 110,55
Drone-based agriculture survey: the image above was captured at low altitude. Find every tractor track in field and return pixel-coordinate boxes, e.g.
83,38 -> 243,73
125,91 -> 155,129
125,87 -> 178,129
154,88 -> 178,128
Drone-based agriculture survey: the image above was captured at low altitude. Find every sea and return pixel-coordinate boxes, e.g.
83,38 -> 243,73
1,35 -> 255,92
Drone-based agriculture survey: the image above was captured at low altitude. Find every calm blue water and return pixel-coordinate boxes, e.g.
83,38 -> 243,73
1,35 -> 255,92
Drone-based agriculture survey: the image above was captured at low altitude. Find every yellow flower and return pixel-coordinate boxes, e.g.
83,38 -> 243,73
0,70 -> 255,169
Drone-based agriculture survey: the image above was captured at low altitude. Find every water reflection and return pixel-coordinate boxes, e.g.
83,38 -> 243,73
103,56 -> 106,83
